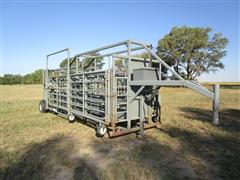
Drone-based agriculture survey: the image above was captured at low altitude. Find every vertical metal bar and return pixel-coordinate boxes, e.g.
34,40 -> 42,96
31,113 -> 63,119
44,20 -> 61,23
45,56 -> 49,109
140,96 -> 144,136
108,56 -> 110,70
76,57 -> 79,73
112,56 -> 116,132
67,49 -> 71,115
107,57 -> 111,125
108,56 -> 111,126
57,75 -> 59,108
213,84 -> 220,125
82,59 -> 85,115
159,62 -> 162,80
105,70 -> 108,124
127,40 -> 131,129
148,45 -> 152,67
94,58 -> 97,71
42,65 -> 45,99
158,88 -> 161,124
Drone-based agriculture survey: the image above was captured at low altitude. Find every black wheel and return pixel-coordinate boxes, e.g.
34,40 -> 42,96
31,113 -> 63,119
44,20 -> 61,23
152,115 -> 160,123
96,123 -> 107,137
68,114 -> 75,123
39,100 -> 46,113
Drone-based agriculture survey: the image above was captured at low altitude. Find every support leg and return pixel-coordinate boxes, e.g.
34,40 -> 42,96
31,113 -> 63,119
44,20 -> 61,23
158,88 -> 162,124
213,84 -> 220,125
139,96 -> 144,137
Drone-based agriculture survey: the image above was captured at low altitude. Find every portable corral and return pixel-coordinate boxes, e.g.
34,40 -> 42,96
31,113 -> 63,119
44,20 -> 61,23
39,40 -> 219,137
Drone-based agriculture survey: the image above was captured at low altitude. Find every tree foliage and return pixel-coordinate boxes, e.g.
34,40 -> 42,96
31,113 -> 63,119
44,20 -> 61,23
115,58 -> 127,73
157,26 -> 228,80
60,52 -> 104,69
115,52 -> 150,73
0,69 -> 43,85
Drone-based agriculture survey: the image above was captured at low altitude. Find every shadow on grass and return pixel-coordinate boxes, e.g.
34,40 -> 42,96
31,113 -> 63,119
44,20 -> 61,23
88,134 -> 205,179
88,125 -> 240,179
180,107 -> 240,132
159,126 -> 240,179
1,124 -> 239,179
73,157 -> 98,180
0,135 -> 97,180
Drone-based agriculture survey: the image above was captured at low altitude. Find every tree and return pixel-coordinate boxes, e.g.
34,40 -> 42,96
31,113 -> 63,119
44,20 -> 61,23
115,52 -> 149,73
23,69 -> 43,84
0,74 -> 23,85
115,58 -> 127,73
157,26 -> 228,80
60,52 -> 104,69
0,69 -> 43,85
135,52 -> 149,59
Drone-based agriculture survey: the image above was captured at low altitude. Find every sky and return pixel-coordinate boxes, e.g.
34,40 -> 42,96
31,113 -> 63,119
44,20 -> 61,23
1,0 -> 239,82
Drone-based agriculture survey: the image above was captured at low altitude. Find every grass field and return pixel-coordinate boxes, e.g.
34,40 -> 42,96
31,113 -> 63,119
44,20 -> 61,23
202,82 -> 240,89
0,85 -> 240,180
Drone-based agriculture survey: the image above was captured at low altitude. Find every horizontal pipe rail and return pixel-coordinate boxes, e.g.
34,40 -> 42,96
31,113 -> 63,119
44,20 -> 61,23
74,40 -> 130,57
47,48 -> 69,57
130,80 -> 214,99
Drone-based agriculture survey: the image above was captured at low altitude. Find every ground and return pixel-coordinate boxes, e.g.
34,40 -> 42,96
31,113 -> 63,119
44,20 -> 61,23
0,85 -> 239,180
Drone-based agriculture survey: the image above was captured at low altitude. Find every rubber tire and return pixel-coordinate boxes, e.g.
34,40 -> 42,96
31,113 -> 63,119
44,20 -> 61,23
152,115 -> 160,123
68,114 -> 75,123
96,124 -> 107,137
39,100 -> 46,113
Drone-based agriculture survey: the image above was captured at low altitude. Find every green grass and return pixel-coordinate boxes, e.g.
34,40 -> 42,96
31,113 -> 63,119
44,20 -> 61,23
0,85 -> 240,179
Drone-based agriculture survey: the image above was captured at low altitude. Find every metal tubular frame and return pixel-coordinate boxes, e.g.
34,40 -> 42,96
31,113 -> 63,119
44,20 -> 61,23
42,39 -> 220,138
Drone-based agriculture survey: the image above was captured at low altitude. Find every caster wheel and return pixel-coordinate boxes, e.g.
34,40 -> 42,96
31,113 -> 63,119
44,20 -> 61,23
152,115 -> 160,123
68,114 -> 75,123
39,100 -> 47,113
137,133 -> 144,139
96,124 -> 107,137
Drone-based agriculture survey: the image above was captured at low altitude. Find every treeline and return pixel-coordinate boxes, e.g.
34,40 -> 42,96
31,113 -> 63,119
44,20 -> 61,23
0,69 -> 43,85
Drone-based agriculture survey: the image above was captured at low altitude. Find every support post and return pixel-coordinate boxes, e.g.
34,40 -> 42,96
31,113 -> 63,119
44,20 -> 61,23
158,88 -> 161,124
76,57 -> 79,73
67,48 -> 71,115
45,56 -> 49,109
112,56 -> 117,132
140,96 -> 144,137
159,63 -> 162,80
213,84 -> 220,125
94,58 -> 97,71
148,44 -> 152,67
127,40 -> 131,129
82,59 -> 85,115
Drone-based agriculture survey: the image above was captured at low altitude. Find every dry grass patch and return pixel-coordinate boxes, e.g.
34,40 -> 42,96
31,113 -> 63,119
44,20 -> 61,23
0,85 -> 239,179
